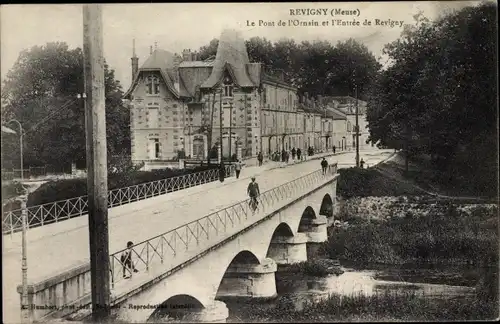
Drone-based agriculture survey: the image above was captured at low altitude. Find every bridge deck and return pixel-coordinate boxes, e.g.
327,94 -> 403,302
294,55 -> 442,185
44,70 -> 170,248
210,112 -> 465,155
2,149 -> 392,323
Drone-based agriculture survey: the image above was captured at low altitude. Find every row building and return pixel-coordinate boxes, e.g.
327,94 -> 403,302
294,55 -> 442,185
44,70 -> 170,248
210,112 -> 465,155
123,29 -> 370,168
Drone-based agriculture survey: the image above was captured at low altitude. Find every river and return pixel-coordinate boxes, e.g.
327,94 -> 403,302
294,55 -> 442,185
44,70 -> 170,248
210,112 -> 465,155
223,262 -> 479,322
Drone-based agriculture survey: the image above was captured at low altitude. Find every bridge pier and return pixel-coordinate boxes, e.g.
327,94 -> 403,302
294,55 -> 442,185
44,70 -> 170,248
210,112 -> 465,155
267,233 -> 308,265
216,258 -> 277,300
299,215 -> 328,260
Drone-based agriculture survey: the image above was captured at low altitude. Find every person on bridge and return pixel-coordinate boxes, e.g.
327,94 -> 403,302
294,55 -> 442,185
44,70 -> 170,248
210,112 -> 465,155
247,177 -> 260,211
121,241 -> 139,279
257,152 -> 263,166
321,158 -> 328,175
235,159 -> 243,179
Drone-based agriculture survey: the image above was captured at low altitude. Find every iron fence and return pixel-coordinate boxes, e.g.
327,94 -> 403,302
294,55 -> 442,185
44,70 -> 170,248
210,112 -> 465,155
2,165 -> 234,235
109,163 -> 337,287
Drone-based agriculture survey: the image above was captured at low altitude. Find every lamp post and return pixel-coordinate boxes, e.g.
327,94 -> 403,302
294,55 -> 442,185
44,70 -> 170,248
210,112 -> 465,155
3,119 -> 30,323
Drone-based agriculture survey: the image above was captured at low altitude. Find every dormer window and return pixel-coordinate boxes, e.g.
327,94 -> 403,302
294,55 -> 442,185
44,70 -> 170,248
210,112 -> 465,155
146,76 -> 160,95
223,77 -> 233,97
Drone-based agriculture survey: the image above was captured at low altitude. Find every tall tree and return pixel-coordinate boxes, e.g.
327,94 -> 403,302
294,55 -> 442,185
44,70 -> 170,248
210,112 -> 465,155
366,3 -> 498,194
1,42 -> 129,170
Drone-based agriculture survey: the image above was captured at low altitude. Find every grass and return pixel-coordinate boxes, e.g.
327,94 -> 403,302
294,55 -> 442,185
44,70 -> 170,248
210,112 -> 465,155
226,290 -> 498,322
336,167 -> 424,199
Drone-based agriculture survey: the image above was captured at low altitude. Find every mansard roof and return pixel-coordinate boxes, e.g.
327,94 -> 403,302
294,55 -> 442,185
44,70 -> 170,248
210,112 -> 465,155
201,29 -> 257,89
326,107 -> 347,120
123,49 -> 180,99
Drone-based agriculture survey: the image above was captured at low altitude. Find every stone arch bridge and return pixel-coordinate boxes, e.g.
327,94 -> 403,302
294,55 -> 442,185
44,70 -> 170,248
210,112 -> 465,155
29,165 -> 339,323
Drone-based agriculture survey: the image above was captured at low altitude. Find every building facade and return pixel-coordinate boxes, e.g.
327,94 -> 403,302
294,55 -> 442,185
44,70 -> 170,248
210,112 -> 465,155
124,30 -> 365,167
329,96 -> 371,150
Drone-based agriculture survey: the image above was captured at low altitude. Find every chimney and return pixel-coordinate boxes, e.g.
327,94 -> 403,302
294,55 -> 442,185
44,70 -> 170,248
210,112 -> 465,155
131,39 -> 139,81
182,49 -> 191,61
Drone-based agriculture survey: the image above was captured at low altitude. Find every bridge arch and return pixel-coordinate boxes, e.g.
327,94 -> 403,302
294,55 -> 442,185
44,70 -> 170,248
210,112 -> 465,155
266,222 -> 307,265
148,294 -> 204,322
319,194 -> 334,218
215,250 -> 262,299
298,206 -> 317,233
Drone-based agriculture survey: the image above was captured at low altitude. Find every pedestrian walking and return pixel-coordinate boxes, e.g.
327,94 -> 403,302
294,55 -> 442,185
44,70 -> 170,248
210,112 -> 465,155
257,152 -> 263,166
333,145 -> 336,154
121,241 -> 139,279
297,148 -> 302,161
321,158 -> 328,175
291,147 -> 296,160
235,160 -> 242,179
360,158 -> 365,169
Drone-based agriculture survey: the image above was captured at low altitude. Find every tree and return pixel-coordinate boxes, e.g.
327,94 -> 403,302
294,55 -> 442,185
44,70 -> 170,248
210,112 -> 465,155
195,36 -> 381,100
1,42 -> 129,170
366,3 -> 498,195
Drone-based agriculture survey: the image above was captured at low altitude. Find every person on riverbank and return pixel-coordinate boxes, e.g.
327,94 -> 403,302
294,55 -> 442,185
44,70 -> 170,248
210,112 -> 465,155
121,241 -> 139,279
235,160 -> 242,179
257,152 -> 263,166
321,158 -> 328,175
360,158 -> 365,169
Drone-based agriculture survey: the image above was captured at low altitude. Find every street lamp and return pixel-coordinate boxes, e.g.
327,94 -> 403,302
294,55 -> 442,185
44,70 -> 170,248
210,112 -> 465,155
2,119 -> 30,323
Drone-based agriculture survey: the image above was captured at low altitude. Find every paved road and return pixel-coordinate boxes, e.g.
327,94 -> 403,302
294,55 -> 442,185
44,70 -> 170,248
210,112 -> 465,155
2,148 -> 392,323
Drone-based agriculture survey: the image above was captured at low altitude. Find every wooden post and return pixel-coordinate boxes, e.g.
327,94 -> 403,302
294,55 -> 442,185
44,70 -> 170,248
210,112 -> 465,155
82,4 -> 110,321
355,86 -> 360,168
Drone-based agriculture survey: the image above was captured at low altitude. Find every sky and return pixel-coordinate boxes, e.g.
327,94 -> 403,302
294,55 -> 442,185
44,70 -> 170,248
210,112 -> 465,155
0,1 -> 487,90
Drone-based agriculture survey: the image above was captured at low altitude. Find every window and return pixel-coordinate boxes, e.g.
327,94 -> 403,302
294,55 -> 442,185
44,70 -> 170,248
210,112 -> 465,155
149,138 -> 161,159
155,139 -> 161,158
223,77 -> 233,97
224,84 -> 233,97
146,76 -> 160,95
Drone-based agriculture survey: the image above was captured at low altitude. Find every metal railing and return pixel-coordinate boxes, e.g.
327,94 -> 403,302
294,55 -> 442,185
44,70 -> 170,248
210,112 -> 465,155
2,166 -> 234,235
109,163 -> 337,288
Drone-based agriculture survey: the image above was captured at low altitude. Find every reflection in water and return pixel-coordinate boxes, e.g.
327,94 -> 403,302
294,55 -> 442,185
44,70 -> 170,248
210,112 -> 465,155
276,267 -> 476,311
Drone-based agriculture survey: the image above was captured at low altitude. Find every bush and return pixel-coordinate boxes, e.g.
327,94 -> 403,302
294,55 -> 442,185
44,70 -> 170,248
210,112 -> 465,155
324,202 -> 498,266
2,181 -> 25,201
26,165 -> 219,207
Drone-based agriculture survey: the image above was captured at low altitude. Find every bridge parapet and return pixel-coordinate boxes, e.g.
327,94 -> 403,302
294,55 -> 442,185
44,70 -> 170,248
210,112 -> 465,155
20,163 -> 338,322
3,165 -> 234,235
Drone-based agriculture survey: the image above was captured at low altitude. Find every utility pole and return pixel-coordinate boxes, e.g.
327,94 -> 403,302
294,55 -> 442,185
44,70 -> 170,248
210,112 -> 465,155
83,4 -> 110,322
219,90 -> 225,182
355,85 -> 360,168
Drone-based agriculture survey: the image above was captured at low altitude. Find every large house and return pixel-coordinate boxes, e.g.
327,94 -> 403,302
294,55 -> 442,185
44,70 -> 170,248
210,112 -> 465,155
123,29 -> 362,167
